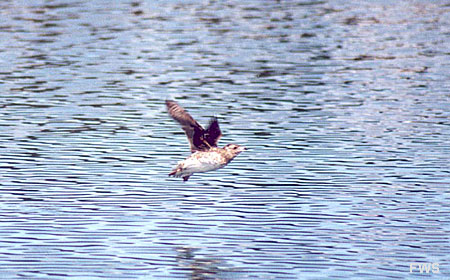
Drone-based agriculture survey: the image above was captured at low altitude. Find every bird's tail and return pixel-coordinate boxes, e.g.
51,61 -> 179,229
168,168 -> 179,177
169,162 -> 191,181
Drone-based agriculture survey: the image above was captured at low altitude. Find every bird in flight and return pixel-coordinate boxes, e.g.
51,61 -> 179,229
166,100 -> 245,181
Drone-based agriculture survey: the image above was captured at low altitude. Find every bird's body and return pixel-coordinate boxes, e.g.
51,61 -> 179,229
166,100 -> 245,181
169,145 -> 245,181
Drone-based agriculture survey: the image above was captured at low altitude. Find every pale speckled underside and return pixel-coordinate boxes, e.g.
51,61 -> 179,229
171,149 -> 228,178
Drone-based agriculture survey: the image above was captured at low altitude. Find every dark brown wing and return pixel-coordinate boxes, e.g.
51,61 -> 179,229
204,117 -> 222,147
166,100 -> 209,152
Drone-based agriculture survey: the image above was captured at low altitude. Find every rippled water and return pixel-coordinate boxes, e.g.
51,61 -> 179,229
1,0 -> 449,279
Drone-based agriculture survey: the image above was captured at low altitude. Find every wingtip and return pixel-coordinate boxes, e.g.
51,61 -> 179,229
209,116 -> 218,124
166,100 -> 181,113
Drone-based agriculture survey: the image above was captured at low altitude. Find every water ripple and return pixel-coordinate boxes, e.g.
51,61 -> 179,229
0,0 -> 449,279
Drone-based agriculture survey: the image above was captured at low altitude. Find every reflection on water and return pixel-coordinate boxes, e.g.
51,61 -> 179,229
1,0 -> 449,279
176,247 -> 243,280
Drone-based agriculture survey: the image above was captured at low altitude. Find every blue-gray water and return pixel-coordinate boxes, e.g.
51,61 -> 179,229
1,0 -> 449,279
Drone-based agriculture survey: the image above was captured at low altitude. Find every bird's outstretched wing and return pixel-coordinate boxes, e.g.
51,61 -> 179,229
204,117 -> 222,148
166,100 -> 220,152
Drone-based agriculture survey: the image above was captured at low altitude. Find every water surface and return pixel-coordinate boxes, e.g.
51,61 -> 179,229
0,0 -> 449,279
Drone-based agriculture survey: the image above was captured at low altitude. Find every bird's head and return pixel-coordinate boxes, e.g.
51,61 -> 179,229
224,144 -> 246,157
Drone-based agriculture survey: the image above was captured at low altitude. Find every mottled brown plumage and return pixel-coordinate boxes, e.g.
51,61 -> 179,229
166,100 -> 221,152
166,100 -> 245,181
